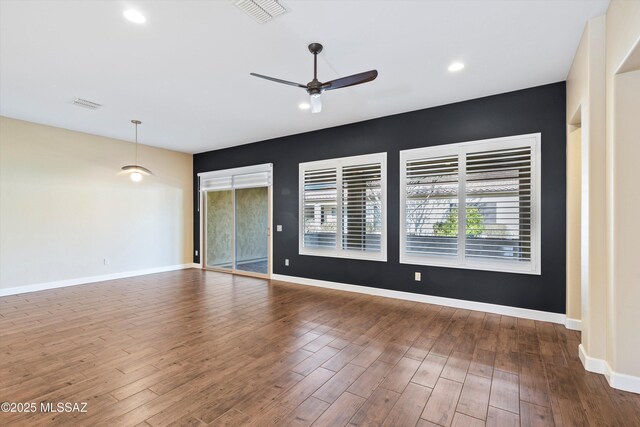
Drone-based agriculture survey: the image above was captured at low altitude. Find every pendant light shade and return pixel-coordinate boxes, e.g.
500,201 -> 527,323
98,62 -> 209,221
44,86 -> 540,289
121,119 -> 152,181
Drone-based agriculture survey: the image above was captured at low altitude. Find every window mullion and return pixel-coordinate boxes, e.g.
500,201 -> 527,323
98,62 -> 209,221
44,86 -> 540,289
458,150 -> 466,266
336,164 -> 343,254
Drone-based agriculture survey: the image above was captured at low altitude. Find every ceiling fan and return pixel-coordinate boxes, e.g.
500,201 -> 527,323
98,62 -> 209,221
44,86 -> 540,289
250,43 -> 378,113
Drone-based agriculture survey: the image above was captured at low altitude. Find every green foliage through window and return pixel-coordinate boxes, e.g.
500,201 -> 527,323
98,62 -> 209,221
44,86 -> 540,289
434,207 -> 485,237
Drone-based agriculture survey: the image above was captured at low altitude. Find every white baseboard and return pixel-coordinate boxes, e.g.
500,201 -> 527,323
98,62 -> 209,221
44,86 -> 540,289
565,318 -> 582,331
609,369 -> 640,394
579,344 -> 640,394
578,344 -> 607,374
271,273 -> 566,324
0,263 -> 200,297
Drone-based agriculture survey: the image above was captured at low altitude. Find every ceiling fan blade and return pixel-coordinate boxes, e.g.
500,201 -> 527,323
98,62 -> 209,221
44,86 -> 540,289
321,70 -> 378,91
250,73 -> 307,89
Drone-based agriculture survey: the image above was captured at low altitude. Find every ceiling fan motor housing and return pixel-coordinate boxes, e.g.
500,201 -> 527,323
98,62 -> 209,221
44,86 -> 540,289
307,79 -> 322,95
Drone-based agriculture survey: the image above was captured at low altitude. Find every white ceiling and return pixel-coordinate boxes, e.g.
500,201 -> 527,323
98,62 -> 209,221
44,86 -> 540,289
0,0 -> 609,154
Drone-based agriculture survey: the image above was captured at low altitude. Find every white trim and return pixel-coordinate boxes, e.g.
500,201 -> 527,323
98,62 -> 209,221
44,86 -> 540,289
233,187 -> 237,269
399,256 -> 541,275
197,186 -> 204,269
271,273 -> 565,324
298,249 -> 388,262
269,185 -> 273,277
399,133 -> 541,275
399,133 -> 541,156
299,152 -> 387,262
458,149 -> 467,266
565,318 -> 582,331
0,264 -> 200,297
579,345 -> 640,394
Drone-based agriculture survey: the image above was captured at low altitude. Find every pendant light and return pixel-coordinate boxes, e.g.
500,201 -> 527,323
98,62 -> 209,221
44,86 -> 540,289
121,119 -> 152,182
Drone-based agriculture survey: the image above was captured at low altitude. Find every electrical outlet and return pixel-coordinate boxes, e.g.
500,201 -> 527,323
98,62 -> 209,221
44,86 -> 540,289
285,259 -> 289,266
415,272 -> 421,281
277,225 -> 283,232
195,250 -> 199,256
104,258 -> 110,265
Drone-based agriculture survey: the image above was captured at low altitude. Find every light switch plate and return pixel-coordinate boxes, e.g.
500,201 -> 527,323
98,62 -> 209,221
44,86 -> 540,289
277,225 -> 283,232
415,272 -> 421,281
285,259 -> 289,266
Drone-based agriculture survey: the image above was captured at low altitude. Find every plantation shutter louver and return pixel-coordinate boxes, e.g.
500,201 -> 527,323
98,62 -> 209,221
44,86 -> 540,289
465,146 -> 532,262
303,168 -> 338,249
405,155 -> 459,257
342,163 -> 383,253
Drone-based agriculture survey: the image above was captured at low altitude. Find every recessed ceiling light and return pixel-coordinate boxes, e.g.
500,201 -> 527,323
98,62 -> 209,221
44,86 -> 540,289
298,102 -> 310,110
123,9 -> 146,24
448,62 -> 465,72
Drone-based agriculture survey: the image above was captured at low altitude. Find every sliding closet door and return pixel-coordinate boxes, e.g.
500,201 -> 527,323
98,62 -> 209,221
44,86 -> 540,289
234,187 -> 269,274
205,190 -> 234,270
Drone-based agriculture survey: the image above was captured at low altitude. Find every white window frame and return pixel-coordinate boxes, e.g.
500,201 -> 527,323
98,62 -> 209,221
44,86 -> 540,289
400,133 -> 541,275
299,152 -> 387,262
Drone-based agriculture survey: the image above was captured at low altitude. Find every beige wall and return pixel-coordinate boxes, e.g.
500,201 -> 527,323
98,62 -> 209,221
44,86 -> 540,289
566,128 -> 581,321
606,0 -> 640,378
0,116 -> 193,290
567,0 -> 640,388
610,70 -> 640,377
565,15 -> 607,360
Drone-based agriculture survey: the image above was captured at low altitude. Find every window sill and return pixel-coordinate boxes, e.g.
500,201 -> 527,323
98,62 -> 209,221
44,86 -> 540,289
299,248 -> 387,262
400,255 -> 541,275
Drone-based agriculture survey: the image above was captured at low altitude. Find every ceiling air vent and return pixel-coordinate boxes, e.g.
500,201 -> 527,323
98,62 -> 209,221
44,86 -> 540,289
72,98 -> 102,110
234,0 -> 287,24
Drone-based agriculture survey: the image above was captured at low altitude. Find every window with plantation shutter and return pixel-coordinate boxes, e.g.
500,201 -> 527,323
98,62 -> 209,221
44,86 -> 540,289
400,134 -> 541,274
300,153 -> 387,261
302,167 -> 337,250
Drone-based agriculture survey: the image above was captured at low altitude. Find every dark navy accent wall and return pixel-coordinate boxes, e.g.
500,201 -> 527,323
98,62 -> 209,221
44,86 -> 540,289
194,82 -> 566,313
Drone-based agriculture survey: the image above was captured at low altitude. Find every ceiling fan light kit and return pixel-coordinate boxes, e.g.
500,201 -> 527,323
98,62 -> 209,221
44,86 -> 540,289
121,119 -> 153,182
250,42 -> 378,113
310,93 -> 321,113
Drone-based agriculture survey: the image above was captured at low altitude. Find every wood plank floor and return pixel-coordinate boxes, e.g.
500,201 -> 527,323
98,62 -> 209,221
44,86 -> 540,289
1,269 -> 639,426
